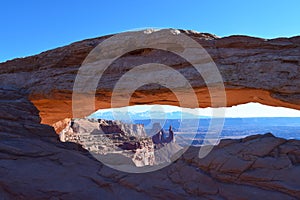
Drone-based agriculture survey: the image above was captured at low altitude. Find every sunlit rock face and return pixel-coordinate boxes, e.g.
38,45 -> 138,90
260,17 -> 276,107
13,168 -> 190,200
60,118 -> 155,167
59,118 -> 183,168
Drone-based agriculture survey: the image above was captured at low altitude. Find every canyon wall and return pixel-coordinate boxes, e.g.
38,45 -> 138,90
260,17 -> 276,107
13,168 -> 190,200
60,118 -> 155,167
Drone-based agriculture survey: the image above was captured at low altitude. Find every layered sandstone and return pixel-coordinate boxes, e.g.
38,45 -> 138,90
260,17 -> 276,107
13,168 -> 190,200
60,118 -> 155,167
0,29 -> 299,127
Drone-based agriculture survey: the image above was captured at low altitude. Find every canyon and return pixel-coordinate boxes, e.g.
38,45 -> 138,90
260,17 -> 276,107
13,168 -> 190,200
60,118 -> 156,168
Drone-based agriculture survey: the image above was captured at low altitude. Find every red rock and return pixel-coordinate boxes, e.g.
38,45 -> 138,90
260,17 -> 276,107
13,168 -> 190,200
0,29 -> 300,199
0,29 -> 299,127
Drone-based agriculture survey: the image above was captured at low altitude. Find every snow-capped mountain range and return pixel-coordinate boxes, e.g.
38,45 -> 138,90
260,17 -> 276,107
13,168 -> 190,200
89,110 -> 210,120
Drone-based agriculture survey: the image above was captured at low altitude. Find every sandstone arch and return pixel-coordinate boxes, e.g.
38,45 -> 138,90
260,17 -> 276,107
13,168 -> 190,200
0,29 -> 299,130
1,29 -> 300,199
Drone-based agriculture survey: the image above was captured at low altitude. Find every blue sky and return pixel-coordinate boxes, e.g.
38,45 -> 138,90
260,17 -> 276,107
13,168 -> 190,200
1,0 -> 300,62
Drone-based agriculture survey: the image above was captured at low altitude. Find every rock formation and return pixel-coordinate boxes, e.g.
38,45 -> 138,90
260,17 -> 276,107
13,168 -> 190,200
60,118 -> 155,167
152,124 -> 175,145
0,29 -> 299,127
0,29 -> 300,199
60,118 -> 184,168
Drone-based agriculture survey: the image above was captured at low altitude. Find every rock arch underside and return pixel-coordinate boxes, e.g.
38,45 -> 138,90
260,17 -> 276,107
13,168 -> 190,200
1,29 -> 300,199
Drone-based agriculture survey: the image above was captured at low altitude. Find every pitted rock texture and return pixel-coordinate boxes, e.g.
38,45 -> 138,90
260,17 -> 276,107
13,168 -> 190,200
0,29 -> 299,126
1,88 -> 300,199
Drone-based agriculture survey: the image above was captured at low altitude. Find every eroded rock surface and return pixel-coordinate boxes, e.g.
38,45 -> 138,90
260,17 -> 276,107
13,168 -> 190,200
0,29 -> 299,125
60,118 -> 155,167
